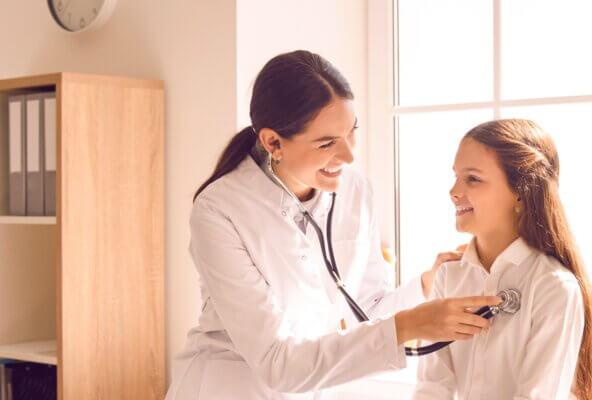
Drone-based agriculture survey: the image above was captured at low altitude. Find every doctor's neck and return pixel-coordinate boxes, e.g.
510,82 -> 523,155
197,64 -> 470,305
474,229 -> 519,271
271,163 -> 317,202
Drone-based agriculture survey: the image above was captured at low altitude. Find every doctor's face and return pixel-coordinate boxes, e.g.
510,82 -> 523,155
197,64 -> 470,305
450,138 -> 519,239
274,98 -> 357,200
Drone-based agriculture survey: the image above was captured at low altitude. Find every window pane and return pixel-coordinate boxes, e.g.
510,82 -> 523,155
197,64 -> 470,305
501,104 -> 592,273
502,0 -> 592,99
398,110 -> 492,285
397,0 -> 493,106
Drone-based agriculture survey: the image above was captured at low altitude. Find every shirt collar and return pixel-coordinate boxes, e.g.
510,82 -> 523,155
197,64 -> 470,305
461,236 -> 534,274
461,238 -> 482,268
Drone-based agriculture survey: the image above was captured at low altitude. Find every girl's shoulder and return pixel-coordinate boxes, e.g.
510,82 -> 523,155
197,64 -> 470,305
529,251 -> 582,295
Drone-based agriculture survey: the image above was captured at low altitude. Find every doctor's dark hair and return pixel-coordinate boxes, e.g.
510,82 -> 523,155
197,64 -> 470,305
464,119 -> 592,400
193,50 -> 354,201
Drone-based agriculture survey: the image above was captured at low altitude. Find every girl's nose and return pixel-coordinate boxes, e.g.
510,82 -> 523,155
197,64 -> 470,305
449,180 -> 461,200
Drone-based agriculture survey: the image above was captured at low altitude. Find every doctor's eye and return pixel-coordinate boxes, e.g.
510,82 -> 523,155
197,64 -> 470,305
319,140 -> 337,149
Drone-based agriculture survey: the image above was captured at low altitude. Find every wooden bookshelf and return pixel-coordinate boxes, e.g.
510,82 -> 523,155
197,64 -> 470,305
0,73 -> 165,400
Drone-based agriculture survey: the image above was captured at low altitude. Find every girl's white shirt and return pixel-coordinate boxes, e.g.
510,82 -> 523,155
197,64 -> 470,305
166,155 -> 425,400
413,237 -> 585,400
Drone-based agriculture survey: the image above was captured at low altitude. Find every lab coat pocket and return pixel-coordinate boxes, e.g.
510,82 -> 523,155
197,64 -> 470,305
199,359 -> 271,400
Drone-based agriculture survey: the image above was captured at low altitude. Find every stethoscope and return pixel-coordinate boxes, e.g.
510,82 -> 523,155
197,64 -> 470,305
265,156 -> 521,356
404,288 -> 521,356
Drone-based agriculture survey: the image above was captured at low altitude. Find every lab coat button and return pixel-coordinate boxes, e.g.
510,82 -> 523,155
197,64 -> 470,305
281,210 -> 288,217
301,254 -> 307,261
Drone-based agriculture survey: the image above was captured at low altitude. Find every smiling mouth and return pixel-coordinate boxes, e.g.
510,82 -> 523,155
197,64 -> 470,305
319,167 -> 342,178
456,206 -> 474,216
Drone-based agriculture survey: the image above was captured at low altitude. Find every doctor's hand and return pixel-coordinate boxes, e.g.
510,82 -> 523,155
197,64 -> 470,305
394,295 -> 501,344
420,244 -> 467,298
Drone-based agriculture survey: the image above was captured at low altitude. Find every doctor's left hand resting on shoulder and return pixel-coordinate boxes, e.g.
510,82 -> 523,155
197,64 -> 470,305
165,50 -> 500,400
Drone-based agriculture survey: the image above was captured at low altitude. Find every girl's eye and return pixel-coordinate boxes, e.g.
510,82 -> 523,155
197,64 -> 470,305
319,140 -> 336,149
466,175 -> 481,184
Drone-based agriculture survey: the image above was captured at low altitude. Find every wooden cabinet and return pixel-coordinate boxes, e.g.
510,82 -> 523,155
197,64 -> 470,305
0,73 -> 165,399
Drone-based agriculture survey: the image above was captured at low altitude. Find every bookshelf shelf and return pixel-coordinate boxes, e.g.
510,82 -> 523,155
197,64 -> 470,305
0,340 -> 57,365
0,216 -> 57,225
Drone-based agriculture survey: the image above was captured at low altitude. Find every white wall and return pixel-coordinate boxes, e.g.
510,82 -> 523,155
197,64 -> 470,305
0,0 -> 237,385
0,0 -> 368,388
237,0 -> 369,173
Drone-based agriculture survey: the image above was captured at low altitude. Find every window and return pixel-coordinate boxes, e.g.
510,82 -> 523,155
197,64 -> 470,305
369,0 -> 592,286
367,0 -> 592,391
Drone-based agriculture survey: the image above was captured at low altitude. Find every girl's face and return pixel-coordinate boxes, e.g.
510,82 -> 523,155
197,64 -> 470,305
450,138 -> 520,238
269,98 -> 357,199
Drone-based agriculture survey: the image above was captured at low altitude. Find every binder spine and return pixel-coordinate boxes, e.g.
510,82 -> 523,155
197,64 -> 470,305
42,94 -> 56,216
8,95 -> 26,216
25,95 -> 44,216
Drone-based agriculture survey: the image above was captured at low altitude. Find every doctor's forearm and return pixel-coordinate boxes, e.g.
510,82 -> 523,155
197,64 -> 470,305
249,317 -> 406,392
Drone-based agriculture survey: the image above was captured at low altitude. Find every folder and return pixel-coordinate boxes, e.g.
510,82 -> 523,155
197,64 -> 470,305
25,95 -> 44,216
42,93 -> 56,216
8,95 -> 26,216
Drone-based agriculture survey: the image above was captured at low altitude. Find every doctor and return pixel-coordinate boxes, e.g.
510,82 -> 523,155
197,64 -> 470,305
166,50 -> 499,400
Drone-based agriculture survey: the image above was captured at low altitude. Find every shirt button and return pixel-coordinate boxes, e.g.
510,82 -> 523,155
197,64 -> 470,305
301,255 -> 307,261
281,210 -> 287,217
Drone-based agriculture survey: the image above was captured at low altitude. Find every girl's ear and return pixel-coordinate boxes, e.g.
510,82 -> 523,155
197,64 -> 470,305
514,195 -> 522,214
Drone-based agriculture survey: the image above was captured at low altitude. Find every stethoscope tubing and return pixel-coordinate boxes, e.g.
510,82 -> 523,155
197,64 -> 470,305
312,198 -> 500,357
266,159 -> 509,357
303,193 -> 370,322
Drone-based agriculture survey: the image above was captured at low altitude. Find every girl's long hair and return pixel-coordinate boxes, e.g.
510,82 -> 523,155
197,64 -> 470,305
465,119 -> 592,399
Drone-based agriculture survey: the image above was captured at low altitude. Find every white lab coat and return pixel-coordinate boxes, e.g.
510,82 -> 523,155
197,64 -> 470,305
166,155 -> 425,400
413,237 -> 585,400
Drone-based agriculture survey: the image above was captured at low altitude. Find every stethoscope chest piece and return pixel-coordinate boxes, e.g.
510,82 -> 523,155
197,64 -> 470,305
491,288 -> 521,316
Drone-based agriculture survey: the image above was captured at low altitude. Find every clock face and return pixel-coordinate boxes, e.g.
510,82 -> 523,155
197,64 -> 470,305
48,0 -> 115,32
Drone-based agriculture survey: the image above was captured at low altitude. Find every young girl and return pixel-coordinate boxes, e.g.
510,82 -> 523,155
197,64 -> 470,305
413,119 -> 591,399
